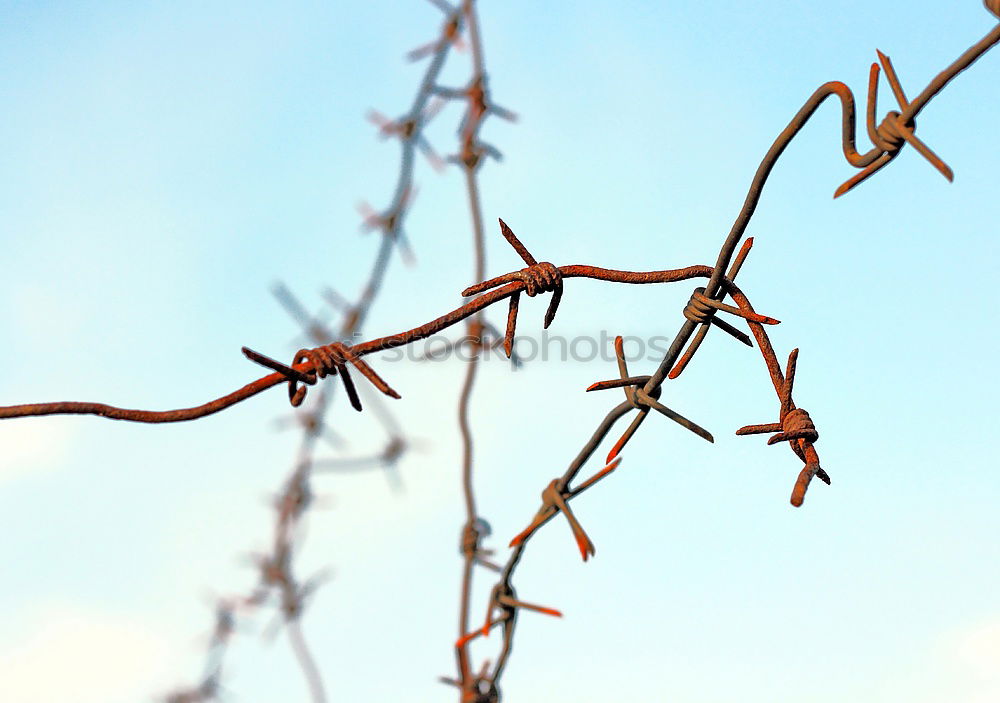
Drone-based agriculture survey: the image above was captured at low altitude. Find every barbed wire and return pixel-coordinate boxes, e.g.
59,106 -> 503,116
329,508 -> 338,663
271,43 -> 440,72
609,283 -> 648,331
159,2 -> 477,700
3,3 -> 999,702
436,1 -> 517,695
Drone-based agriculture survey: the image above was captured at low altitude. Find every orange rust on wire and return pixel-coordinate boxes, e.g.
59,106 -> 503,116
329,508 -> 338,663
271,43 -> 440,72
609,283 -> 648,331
417,319 -> 523,367
0,263 -> 726,423
509,477 -> 602,562
3,8 -> 1000,703
406,11 -> 465,62
833,48 -> 957,197
588,336 -> 713,465
162,3 -> 472,700
463,219 -> 564,356
477,583 -> 562,638
242,341 -> 400,411
439,12 -> 1000,700
440,1 -> 521,694
669,237 -> 756,379
734,343 -> 832,506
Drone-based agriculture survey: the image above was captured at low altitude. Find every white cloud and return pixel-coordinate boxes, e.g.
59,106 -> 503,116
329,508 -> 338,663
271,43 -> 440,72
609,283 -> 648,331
947,617 -> 1000,703
0,419 -> 74,485
0,604 -> 171,703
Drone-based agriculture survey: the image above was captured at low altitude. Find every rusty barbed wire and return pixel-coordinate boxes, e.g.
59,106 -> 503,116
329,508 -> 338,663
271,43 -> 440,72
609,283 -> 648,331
415,318 -> 523,368
442,1 -> 515,696
161,601 -> 232,703
450,11 -> 1000,696
157,2 -> 477,700
2,5 -> 999,703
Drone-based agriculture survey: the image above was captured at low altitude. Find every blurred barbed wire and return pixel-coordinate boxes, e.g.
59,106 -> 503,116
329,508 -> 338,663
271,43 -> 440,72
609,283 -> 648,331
3,3 -> 999,702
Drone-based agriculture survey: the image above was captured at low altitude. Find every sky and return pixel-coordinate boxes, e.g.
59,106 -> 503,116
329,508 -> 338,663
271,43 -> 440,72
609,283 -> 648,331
0,1 -> 998,701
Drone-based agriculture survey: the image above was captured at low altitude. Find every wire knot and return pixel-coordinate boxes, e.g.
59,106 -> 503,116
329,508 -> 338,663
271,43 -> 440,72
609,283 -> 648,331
458,517 -> 500,572
461,524 -> 479,557
514,262 -> 562,297
460,220 -> 565,357
293,341 -> 348,384
288,343 -> 351,406
735,349 -> 829,506
587,335 -> 714,463
835,50 -> 954,197
774,407 -> 819,445
242,342 -> 400,412
873,110 -> 909,153
460,518 -> 491,557
480,582 -> 561,637
668,240 -> 762,379
541,479 -> 596,560
683,287 -> 716,325
671,277 -> 779,378
626,381 -> 660,412
508,458 -> 622,560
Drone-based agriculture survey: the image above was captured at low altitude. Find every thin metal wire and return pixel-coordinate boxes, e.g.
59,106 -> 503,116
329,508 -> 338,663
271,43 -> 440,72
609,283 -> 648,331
449,1 -> 512,694
157,3 -> 473,699
3,6 -> 999,703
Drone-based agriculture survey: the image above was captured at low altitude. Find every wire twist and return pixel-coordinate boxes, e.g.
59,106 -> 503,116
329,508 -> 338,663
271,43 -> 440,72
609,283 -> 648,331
242,342 -> 400,411
770,407 -> 819,447
460,520 -> 482,557
461,219 -> 564,357
588,336 -> 714,464
736,349 -> 831,506
835,50 -> 954,196
513,262 -> 561,298
682,287 -> 716,324
480,582 -> 561,638
668,238 -> 767,379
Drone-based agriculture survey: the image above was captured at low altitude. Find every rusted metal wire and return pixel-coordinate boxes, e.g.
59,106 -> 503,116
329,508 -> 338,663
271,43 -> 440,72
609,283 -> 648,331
451,13 -> 1000,696
157,3 -> 474,699
3,5 -> 999,703
434,1 -> 517,695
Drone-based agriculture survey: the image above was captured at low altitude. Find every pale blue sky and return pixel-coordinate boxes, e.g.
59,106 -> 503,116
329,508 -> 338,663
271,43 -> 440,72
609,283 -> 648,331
1,2 -> 998,702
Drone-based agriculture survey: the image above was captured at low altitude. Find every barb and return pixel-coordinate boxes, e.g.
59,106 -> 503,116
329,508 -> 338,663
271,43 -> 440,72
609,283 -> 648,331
735,347 -> 831,507
449,1 -> 514,696
406,6 -> 465,62
462,219 -> 564,357
455,582 -> 561,650
629,13 -> 1000,410
462,15 -> 1000,696
159,1 -> 474,697
833,50 -> 953,197
242,342 -> 400,411
668,237 -> 758,379
416,319 -> 524,367
4,8 -> 999,703
588,336 -> 714,465
508,457 -> 622,561
161,601 -> 233,703
351,0 -> 471,319
0,263 -> 724,423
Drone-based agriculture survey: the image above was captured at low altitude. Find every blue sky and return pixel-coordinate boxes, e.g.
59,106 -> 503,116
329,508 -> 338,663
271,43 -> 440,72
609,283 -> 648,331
1,1 -> 998,701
